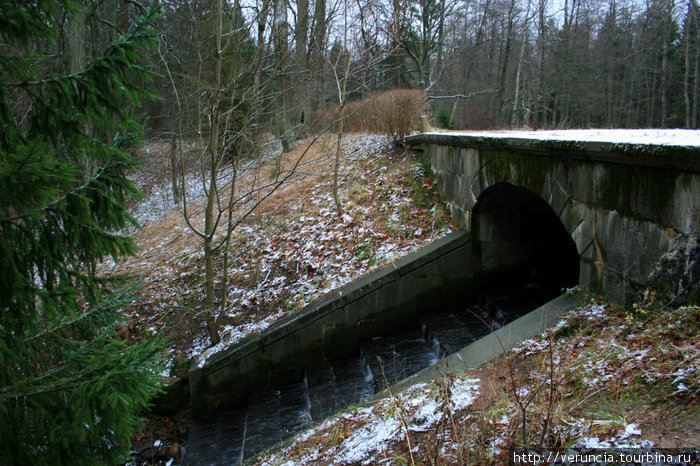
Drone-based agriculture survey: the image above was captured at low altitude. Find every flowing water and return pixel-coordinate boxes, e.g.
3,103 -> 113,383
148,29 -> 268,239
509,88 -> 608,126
185,284 -> 557,464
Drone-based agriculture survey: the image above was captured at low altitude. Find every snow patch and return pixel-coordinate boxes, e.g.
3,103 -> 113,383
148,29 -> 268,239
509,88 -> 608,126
192,310 -> 285,367
450,377 -> 481,410
435,129 -> 700,146
575,422 -> 647,450
335,411 -> 402,464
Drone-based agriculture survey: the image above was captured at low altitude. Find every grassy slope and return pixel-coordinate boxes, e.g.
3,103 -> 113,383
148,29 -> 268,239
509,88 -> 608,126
114,133 -> 454,454
112,133 -> 453,360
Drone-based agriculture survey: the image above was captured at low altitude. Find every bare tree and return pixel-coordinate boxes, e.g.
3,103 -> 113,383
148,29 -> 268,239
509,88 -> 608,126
310,0 -> 329,109
330,0 -> 352,216
295,0 -> 311,135
159,0 -> 357,344
511,0 -> 533,127
398,0 -> 457,89
661,0 -> 676,127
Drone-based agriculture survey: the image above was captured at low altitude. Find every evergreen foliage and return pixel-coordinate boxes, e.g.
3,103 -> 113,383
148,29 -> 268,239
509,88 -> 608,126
436,108 -> 455,129
0,1 -> 166,464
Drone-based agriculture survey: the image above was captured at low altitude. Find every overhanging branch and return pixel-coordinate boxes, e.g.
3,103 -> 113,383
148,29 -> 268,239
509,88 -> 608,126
428,89 -> 497,100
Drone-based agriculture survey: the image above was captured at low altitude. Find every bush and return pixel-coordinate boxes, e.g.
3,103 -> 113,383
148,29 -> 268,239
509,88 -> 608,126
311,89 -> 430,145
436,108 -> 456,129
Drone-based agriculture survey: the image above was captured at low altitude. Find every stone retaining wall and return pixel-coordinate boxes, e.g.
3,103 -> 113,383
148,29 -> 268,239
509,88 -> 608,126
190,230 -> 480,418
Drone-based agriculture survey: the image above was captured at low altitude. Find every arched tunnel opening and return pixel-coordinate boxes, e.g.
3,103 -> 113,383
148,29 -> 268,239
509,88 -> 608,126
471,182 -> 580,294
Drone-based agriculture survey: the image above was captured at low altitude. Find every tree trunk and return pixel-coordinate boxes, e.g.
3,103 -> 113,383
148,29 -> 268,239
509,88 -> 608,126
661,0 -> 673,128
68,2 -> 94,179
203,236 -> 220,344
118,0 -> 129,33
274,0 -> 294,152
202,0 -> 224,346
392,0 -> 402,86
435,0 -> 446,86
254,0 -> 270,96
68,7 -> 87,75
512,1 -> 531,128
332,0 -> 351,216
295,0 -> 309,136
169,133 -> 181,204
694,1 -> 699,127
533,0 -> 546,130
685,0 -> 692,127
312,0 -> 326,109
496,0 -> 516,127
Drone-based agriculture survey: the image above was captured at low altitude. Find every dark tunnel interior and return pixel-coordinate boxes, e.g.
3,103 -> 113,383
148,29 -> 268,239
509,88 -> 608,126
471,182 -> 580,293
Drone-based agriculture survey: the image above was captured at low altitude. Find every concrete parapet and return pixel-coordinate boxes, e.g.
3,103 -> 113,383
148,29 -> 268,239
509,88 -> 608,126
382,293 -> 582,396
190,230 -> 480,418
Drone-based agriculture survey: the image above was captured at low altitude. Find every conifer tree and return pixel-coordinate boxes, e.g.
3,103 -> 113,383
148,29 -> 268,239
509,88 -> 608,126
0,1 -> 166,464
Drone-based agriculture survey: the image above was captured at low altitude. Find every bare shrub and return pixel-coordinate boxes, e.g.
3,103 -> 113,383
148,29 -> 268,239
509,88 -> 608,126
311,88 -> 429,145
371,89 -> 430,144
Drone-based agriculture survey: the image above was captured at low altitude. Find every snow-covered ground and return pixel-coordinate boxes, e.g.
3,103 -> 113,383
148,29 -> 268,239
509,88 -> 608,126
187,134 -> 453,366
260,378 -> 481,465
129,140 -> 282,229
435,129 -> 700,146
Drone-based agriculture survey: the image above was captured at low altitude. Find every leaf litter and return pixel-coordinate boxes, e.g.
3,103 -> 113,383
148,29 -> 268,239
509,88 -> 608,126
105,133 -> 452,368
105,132 -> 455,458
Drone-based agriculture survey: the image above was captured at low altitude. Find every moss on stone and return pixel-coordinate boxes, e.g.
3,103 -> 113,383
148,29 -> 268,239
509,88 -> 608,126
479,149 -> 555,196
410,134 -> 700,171
596,165 -> 678,220
609,142 -> 700,161
531,139 -> 587,153
479,150 -> 511,183
473,136 -> 514,147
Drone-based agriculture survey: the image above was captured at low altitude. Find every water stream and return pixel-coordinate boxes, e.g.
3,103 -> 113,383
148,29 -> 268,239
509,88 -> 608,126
185,284 -> 557,464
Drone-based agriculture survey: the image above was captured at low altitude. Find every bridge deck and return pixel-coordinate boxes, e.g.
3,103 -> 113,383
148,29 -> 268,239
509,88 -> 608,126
407,130 -> 700,172
423,129 -> 700,146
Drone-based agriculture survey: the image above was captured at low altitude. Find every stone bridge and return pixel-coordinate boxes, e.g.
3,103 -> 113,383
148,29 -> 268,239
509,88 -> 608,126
406,130 -> 700,305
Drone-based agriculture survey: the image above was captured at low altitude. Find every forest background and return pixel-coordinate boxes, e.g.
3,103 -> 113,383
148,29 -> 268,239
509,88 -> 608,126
144,0 -> 699,137
1,0 -> 697,463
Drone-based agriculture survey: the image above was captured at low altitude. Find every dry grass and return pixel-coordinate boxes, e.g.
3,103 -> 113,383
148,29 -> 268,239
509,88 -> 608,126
120,135 -> 330,265
120,132 -> 698,463
108,135 -> 334,308
255,295 -> 699,465
103,131 -> 452,373
114,131 -> 457,457
464,299 -> 699,461
311,89 -> 430,144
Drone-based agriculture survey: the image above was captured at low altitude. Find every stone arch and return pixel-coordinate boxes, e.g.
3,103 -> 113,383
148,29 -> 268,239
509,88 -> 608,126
471,182 -> 580,293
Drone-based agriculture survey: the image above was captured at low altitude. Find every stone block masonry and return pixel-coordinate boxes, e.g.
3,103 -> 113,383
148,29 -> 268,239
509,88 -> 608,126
189,130 -> 700,419
408,131 -> 700,306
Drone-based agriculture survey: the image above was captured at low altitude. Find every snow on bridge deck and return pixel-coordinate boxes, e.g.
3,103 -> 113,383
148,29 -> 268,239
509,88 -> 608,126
425,129 -> 700,147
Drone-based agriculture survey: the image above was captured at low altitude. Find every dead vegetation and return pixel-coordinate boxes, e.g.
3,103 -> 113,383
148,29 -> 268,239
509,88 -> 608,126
118,132 -> 697,464
112,132 -> 452,351
256,293 -> 699,465
311,89 -> 430,145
